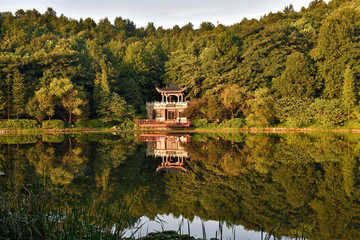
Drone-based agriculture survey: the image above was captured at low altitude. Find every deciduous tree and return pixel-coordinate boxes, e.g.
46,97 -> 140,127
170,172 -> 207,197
220,85 -> 251,119
341,66 -> 356,120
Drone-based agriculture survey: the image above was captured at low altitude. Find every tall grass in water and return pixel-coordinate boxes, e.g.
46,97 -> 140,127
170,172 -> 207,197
0,178 -> 136,239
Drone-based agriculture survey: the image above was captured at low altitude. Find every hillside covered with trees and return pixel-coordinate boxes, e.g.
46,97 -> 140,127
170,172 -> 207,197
1,0 -> 360,128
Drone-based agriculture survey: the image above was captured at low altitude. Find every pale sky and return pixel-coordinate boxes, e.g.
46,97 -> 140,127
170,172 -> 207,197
1,0 -> 330,29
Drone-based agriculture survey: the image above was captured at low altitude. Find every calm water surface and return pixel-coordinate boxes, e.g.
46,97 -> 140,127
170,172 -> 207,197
0,132 -> 359,239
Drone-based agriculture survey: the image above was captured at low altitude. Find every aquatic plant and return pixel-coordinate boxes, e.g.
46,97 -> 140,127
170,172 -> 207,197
0,178 -> 137,239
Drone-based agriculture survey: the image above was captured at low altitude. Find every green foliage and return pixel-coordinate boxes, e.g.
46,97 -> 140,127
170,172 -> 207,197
218,118 -> 245,128
275,98 -> 313,127
26,97 -> 46,122
308,98 -> 345,126
116,118 -> 134,130
191,118 -> 210,128
98,93 -> 135,124
191,118 -> 245,129
341,66 -> 356,120
49,78 -> 87,123
34,86 -> 55,120
75,119 -> 107,129
41,120 -> 65,129
0,119 -> 39,130
182,98 -> 207,120
0,1 -> 358,129
2,133 -> 360,239
312,6 -> 355,98
276,98 -> 346,127
246,88 -> 276,127
0,180 -> 134,239
220,85 -> 251,119
11,69 -> 26,119
272,51 -> 318,98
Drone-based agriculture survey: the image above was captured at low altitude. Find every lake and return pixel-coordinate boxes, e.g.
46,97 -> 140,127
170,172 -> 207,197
0,132 -> 359,239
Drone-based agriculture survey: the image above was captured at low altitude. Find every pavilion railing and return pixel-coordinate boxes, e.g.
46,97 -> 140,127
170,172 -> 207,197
136,119 -> 191,127
146,101 -> 188,108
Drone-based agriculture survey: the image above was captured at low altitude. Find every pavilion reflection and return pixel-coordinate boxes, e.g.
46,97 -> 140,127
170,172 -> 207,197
136,133 -> 190,174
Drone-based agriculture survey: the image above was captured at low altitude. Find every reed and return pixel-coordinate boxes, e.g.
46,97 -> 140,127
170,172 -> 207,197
0,178 -> 136,240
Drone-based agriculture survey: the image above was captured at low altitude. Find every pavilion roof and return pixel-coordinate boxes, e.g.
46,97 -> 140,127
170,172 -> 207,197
156,84 -> 186,93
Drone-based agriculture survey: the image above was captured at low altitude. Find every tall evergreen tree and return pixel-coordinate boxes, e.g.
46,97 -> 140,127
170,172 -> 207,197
312,7 -> 354,98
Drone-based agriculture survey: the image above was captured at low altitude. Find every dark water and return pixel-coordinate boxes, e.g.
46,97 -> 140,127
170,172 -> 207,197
1,132 -> 360,239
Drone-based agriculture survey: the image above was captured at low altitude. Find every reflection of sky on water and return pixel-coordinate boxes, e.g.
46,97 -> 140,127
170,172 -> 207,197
124,214 -> 262,240
131,134 -> 264,239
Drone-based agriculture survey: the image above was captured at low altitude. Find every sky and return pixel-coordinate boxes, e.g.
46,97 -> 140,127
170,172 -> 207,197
1,0 -> 330,29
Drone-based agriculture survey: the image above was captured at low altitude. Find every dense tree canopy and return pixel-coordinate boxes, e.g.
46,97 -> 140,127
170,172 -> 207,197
0,0 -> 360,127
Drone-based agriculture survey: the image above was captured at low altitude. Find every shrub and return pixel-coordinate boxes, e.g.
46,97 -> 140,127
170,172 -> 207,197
219,118 -> 245,128
308,99 -> 345,126
116,118 -> 134,130
191,118 -> 209,128
275,97 -> 313,127
0,119 -> 39,130
75,119 -> 107,129
41,120 -> 65,129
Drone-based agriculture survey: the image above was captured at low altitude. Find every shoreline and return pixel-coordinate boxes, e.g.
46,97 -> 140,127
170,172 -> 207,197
0,126 -> 359,134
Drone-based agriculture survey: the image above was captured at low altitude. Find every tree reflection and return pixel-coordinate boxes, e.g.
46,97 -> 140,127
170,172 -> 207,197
0,133 -> 359,239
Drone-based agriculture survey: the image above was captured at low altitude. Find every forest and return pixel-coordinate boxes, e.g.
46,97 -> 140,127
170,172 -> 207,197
1,0 -> 360,128
1,132 -> 360,239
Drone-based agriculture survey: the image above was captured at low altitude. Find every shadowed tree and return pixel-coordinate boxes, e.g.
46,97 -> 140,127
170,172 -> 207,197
312,7 -> 354,98
341,66 -> 356,121
12,69 -> 26,120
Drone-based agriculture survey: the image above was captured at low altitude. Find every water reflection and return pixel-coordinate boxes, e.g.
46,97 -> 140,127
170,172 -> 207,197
0,132 -> 360,239
136,133 -> 190,173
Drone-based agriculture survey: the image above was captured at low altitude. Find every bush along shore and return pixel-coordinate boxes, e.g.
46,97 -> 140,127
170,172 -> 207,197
2,118 -> 360,134
0,119 -> 134,133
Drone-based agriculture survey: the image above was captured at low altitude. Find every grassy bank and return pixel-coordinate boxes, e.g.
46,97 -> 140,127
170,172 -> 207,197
0,119 -> 129,134
189,118 -> 360,133
2,118 -> 360,135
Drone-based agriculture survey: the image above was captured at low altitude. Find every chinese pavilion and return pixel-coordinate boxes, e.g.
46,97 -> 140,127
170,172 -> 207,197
137,84 -> 190,128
